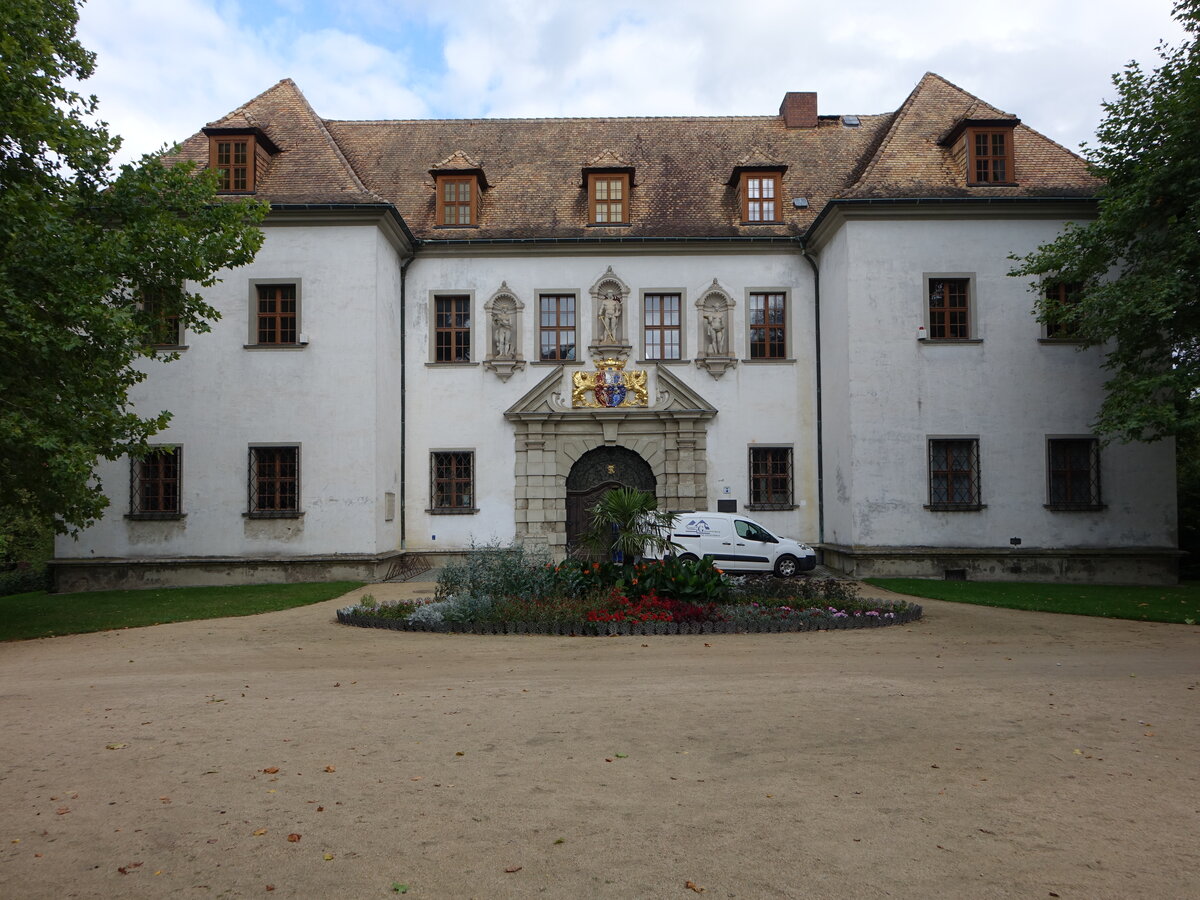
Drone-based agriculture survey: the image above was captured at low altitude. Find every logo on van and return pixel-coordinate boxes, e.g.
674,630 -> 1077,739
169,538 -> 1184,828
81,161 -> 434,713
685,518 -> 713,533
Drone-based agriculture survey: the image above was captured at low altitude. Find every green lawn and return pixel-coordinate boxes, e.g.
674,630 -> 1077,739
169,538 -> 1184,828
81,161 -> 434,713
0,581 -> 364,642
864,578 -> 1200,625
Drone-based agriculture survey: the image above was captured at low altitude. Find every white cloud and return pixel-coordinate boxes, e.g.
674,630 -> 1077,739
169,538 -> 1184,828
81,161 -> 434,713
76,0 -> 1190,159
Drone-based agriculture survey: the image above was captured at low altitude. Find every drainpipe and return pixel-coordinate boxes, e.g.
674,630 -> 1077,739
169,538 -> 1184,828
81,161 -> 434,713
399,254 -> 416,547
801,246 -> 825,554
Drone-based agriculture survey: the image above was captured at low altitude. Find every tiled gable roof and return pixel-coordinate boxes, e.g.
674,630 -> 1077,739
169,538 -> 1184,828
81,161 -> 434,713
844,72 -> 1098,199
170,79 -> 384,206
173,74 -> 1099,239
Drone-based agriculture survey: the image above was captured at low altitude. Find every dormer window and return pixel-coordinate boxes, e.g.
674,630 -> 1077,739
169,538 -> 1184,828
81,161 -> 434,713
211,136 -> 254,192
437,175 -> 477,225
588,174 -> 629,224
742,172 -> 781,223
969,128 -> 1014,184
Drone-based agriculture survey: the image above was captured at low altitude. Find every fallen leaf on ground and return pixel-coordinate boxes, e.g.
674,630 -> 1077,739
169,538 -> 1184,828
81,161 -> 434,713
391,885 -> 408,894
324,765 -> 336,773
253,828 -> 267,836
106,743 -> 127,750
55,808 -> 69,816
265,886 -> 275,892
505,866 -> 522,873
686,880 -> 706,893
615,753 -> 628,758
117,862 -> 143,874
323,853 -> 334,861
287,833 -> 302,843
455,751 -> 465,756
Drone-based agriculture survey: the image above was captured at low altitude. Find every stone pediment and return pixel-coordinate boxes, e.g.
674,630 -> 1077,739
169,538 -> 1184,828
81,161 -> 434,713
505,365 -> 717,419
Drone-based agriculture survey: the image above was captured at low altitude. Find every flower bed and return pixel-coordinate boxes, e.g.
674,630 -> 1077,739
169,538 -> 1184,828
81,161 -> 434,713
338,545 -> 921,636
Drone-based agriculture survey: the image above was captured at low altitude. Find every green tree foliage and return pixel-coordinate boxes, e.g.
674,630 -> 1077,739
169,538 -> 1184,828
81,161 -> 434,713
0,0 -> 267,552
1011,0 -> 1200,442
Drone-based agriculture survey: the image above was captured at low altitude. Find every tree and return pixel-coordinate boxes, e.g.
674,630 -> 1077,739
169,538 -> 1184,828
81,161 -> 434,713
1011,0 -> 1200,442
583,487 -> 679,567
0,0 -> 267,554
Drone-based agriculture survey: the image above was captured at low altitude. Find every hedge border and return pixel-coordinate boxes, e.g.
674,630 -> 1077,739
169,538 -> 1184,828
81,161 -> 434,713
336,604 -> 923,636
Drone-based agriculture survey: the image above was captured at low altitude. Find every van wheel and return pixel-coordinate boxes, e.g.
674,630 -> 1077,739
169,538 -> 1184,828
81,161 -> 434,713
678,553 -> 699,564
774,554 -> 799,578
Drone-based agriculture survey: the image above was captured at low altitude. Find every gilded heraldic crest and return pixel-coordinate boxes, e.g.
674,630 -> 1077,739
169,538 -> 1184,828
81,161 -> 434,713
571,358 -> 649,408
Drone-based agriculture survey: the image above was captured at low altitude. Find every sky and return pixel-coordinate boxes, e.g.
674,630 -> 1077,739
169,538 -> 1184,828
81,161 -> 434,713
75,0 -> 1188,166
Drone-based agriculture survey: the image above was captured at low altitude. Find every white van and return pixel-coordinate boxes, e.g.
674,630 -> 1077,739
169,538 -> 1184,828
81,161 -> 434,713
661,512 -> 817,577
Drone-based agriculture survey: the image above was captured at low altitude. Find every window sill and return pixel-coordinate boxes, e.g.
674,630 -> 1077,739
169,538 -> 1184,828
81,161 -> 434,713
586,222 -> 631,228
967,181 -> 1019,187
924,504 -> 987,512
1044,503 -> 1106,512
1038,337 -> 1088,345
125,512 -> 186,521
243,511 -> 305,519
533,359 -> 584,367
746,503 -> 797,512
919,339 -> 983,345
637,359 -> 691,365
426,361 -> 479,367
151,344 -> 188,352
739,220 -> 784,226
244,343 -> 307,350
741,357 -> 796,364
428,507 -> 479,515
433,224 -> 480,230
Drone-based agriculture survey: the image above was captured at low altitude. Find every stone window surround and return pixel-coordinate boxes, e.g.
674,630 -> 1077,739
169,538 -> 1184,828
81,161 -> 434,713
743,287 -> 794,362
428,290 -> 476,365
246,278 -> 304,349
638,287 -> 688,363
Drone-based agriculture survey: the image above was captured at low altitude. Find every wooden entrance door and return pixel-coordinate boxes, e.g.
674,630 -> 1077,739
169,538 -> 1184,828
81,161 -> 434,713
564,446 -> 656,552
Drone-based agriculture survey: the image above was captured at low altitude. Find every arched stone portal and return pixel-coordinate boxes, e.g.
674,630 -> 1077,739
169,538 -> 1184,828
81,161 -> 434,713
565,446 -> 656,548
504,365 -> 718,557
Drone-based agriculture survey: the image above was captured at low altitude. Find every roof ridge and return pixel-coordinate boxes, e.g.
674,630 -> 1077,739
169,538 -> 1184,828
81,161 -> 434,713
274,82 -> 384,201
205,77 -> 299,128
844,72 -> 934,193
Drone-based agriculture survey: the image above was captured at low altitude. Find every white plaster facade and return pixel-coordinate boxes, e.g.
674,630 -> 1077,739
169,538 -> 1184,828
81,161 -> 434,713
50,76 -> 1179,588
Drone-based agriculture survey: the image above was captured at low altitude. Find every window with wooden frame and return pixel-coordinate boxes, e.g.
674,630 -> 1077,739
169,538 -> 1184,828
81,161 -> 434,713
928,439 -> 982,510
139,287 -> 182,347
436,175 -> 477,226
928,277 -> 971,340
967,128 -> 1014,184
1043,282 -> 1083,339
1047,438 -> 1103,510
588,174 -> 629,224
434,295 -> 471,362
539,294 -> 576,361
210,136 -> 255,192
255,283 -> 298,345
749,291 -> 786,359
643,293 -> 681,360
741,172 -> 781,223
129,447 -> 182,518
431,451 -> 475,513
248,446 -> 300,516
748,446 -> 794,510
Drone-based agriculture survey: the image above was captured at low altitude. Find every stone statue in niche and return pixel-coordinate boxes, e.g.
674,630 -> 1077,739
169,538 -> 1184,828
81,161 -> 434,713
598,288 -> 622,343
492,307 -> 513,357
703,309 -> 727,356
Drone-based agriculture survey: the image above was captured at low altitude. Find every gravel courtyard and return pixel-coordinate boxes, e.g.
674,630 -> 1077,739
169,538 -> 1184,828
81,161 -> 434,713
1,581 -> 1197,899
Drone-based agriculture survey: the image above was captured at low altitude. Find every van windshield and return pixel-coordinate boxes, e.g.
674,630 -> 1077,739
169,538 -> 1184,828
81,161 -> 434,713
735,520 -> 776,543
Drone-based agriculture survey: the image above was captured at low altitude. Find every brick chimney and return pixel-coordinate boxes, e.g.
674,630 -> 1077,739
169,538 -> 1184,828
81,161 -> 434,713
779,92 -> 818,128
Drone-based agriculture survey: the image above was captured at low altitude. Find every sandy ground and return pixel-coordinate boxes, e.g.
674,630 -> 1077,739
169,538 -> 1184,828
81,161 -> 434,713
0,581 -> 1198,900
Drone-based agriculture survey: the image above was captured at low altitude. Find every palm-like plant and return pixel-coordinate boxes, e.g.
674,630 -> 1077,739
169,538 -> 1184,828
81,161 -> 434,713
583,487 -> 679,566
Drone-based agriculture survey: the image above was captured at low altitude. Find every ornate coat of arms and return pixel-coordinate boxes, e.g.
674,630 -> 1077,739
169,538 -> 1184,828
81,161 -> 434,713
571,358 -> 648,408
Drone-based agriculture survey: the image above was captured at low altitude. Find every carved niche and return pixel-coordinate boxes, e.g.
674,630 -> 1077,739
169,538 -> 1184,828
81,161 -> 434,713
587,266 -> 632,359
483,281 -> 526,382
694,279 -> 737,378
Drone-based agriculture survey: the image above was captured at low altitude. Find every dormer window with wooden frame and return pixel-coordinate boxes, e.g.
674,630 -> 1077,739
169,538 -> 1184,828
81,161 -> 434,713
968,128 -> 1015,184
588,173 -> 629,225
437,175 -> 477,226
740,171 -> 783,223
212,136 -> 253,191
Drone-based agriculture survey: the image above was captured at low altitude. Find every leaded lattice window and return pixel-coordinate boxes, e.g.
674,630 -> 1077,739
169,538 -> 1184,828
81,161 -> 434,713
928,439 -> 982,510
249,446 -> 299,515
432,451 -> 474,512
1047,438 -> 1102,510
749,446 -> 793,509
